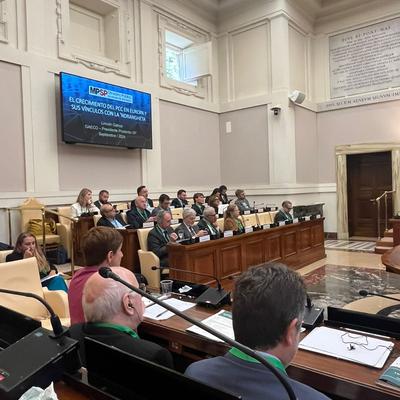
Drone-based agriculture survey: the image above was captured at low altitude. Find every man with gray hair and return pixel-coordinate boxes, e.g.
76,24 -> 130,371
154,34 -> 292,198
197,207 -> 222,239
147,210 -> 178,267
274,201 -> 293,223
69,266 -> 173,368
174,208 -> 207,242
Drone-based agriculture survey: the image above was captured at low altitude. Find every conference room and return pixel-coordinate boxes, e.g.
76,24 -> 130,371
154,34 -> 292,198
1,0 -> 400,399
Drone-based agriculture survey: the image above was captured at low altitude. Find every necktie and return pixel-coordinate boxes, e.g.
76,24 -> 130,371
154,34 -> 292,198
164,230 -> 170,243
189,226 -> 196,236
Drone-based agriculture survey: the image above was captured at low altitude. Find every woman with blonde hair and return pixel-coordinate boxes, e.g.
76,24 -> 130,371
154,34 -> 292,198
6,232 -> 68,292
223,204 -> 245,234
71,188 -> 100,217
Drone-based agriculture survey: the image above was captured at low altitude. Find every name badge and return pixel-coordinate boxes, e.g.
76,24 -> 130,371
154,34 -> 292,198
262,224 -> 270,230
143,222 -> 154,228
305,216 -> 311,221
293,218 -> 299,224
244,210 -> 251,215
170,219 -> 179,224
279,221 -> 285,227
245,226 -> 253,233
199,235 -> 210,242
258,208 -> 264,213
224,230 -> 233,237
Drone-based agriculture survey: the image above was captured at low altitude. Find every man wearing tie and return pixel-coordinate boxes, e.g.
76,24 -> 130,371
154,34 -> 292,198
127,196 -> 156,229
175,209 -> 207,241
171,189 -> 188,208
274,201 -> 293,223
147,210 -> 178,268
197,207 -> 222,239
97,204 -> 126,229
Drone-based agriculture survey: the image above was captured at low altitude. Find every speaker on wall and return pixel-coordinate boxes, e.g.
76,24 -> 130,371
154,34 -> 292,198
289,90 -> 305,104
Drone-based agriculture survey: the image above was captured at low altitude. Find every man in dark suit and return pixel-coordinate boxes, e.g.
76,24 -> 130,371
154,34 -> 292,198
97,203 -> 126,229
185,263 -> 329,400
150,194 -> 172,217
94,189 -> 110,210
69,266 -> 173,368
174,208 -> 207,241
127,196 -> 156,229
147,210 -> 178,267
130,185 -> 154,211
171,189 -> 188,208
197,207 -> 222,239
234,189 -> 252,214
274,201 -> 293,223
192,192 -> 206,216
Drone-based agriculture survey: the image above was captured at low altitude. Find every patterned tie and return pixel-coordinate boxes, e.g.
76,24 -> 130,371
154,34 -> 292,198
164,230 -> 170,243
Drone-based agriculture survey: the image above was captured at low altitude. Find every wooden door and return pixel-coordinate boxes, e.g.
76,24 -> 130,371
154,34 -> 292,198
347,151 -> 392,238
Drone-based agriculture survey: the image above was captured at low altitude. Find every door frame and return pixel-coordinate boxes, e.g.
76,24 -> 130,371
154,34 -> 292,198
336,143 -> 400,240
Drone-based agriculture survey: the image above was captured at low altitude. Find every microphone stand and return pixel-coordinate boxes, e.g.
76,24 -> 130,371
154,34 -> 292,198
99,267 -> 297,400
359,290 -> 400,302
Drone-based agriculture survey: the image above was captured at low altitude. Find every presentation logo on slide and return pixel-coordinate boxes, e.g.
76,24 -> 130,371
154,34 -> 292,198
88,85 -> 133,104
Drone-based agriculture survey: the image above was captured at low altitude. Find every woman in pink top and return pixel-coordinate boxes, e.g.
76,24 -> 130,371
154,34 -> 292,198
68,226 -> 123,324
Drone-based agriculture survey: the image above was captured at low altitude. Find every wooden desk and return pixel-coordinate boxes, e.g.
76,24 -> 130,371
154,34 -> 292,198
168,219 -> 325,284
72,217 -> 94,266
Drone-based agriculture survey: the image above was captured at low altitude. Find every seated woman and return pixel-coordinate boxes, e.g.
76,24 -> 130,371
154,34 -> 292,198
71,188 -> 100,218
6,232 -> 68,292
208,194 -> 221,214
223,204 -> 245,234
205,188 -> 221,204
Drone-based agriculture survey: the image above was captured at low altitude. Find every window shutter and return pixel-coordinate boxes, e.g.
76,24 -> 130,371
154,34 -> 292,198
182,41 -> 211,81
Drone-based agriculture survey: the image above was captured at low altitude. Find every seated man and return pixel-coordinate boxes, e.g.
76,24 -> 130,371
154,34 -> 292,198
171,189 -> 188,208
234,189 -> 252,214
97,203 -> 126,229
131,185 -> 154,211
127,196 -> 156,229
69,267 -> 173,368
185,263 -> 329,400
175,208 -> 207,241
68,227 -> 123,324
274,201 -> 293,223
147,210 -> 178,268
197,207 -> 222,239
192,192 -> 205,217
151,194 -> 172,217
94,189 -> 110,209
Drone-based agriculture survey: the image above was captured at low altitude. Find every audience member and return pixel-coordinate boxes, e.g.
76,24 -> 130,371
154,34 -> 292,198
68,227 -> 123,324
127,196 -> 156,229
219,185 -> 229,204
171,189 -> 188,208
6,232 -> 68,292
192,193 -> 206,217
69,267 -> 173,368
205,188 -> 221,204
208,194 -> 220,214
97,204 -> 126,229
235,189 -> 251,214
147,210 -> 178,268
274,201 -> 293,223
197,207 -> 222,239
131,185 -> 154,211
185,263 -> 329,400
71,188 -> 100,218
151,194 -> 171,217
174,209 -> 207,241
94,189 -> 110,209
223,204 -> 245,234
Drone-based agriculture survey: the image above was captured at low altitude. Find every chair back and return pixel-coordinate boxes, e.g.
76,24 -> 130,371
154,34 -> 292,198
269,211 -> 278,222
216,218 -> 225,232
0,257 -> 48,319
120,212 -> 127,224
257,212 -> 273,225
0,250 -> 13,263
137,228 -> 152,251
241,214 -> 258,227
114,202 -> 129,211
171,208 -> 183,220
57,206 -> 73,226
20,198 -> 43,231
93,214 -> 102,226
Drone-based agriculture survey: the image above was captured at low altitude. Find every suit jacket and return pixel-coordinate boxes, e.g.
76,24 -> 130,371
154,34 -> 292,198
235,198 -> 251,214
130,198 -> 154,210
94,200 -> 111,210
147,226 -> 174,267
127,208 -> 151,229
274,209 -> 293,223
197,218 -> 221,239
174,222 -> 199,241
192,203 -> 205,217
69,323 -> 173,369
96,214 -> 126,228
151,206 -> 171,217
170,198 -> 188,208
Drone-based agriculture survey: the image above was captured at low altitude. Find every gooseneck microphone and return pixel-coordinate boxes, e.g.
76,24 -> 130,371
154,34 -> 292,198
302,294 -> 324,329
0,288 -> 65,337
99,266 -> 297,400
151,265 -> 229,308
359,289 -> 400,302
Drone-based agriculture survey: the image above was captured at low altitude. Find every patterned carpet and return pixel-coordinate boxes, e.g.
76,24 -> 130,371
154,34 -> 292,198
324,239 -> 375,253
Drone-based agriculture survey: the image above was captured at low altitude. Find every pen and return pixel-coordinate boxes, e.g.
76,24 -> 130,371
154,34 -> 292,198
156,309 -> 169,318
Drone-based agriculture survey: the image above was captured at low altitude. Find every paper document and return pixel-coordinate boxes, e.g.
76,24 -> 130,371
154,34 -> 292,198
144,298 -> 195,320
299,326 -> 393,368
40,273 -> 63,283
186,310 -> 234,342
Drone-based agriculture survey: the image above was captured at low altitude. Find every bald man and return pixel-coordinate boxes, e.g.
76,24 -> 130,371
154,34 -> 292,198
126,196 -> 156,229
69,267 -> 173,368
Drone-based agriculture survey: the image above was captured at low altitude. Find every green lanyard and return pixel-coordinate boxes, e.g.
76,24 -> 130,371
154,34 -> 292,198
137,208 -> 147,220
229,347 -> 287,374
94,322 -> 140,340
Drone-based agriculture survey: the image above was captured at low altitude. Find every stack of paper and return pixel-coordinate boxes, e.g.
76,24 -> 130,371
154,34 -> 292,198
144,298 -> 195,320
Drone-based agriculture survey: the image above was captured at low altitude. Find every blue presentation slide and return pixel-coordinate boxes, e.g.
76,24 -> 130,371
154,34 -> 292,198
60,72 -> 152,149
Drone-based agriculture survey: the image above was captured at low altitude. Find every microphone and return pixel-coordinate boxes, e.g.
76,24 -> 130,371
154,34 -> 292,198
0,288 -> 65,338
98,266 -> 297,400
302,294 -> 324,329
359,289 -> 400,302
151,266 -> 230,308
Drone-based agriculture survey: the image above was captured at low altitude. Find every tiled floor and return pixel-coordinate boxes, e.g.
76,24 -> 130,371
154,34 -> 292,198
324,239 -> 376,253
